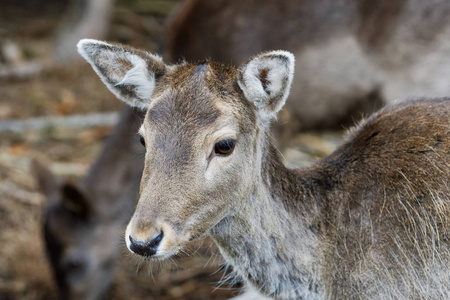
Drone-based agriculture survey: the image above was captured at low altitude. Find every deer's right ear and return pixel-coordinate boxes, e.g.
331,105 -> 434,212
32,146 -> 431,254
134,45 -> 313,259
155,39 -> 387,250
77,39 -> 166,109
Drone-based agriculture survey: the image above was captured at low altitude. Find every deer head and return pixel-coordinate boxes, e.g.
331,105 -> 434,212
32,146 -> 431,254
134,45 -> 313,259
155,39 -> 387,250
32,160 -> 119,300
77,39 -> 294,260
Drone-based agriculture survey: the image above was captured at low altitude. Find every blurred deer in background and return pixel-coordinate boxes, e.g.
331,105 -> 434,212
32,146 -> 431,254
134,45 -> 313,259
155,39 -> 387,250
33,107 -> 144,300
167,0 -> 450,136
78,39 -> 450,299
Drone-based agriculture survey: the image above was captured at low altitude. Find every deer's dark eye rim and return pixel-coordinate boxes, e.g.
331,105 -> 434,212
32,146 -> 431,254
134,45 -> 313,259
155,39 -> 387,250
137,134 -> 145,147
214,139 -> 236,156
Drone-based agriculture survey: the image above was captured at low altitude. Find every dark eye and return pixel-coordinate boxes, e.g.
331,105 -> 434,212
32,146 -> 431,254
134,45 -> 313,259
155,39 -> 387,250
137,134 -> 145,147
214,139 -> 236,156
66,257 -> 85,273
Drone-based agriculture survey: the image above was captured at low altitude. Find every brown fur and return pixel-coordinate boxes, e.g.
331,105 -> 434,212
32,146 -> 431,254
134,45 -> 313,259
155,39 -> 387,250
137,67 -> 450,299
78,40 -> 450,299
166,0 -> 450,136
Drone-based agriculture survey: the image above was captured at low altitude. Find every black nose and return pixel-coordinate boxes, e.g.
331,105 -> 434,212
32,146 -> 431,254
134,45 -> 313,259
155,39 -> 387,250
129,231 -> 164,257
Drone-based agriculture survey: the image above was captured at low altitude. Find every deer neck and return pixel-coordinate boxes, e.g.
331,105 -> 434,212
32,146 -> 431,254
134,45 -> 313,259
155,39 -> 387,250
81,107 -> 144,203
211,135 -> 330,299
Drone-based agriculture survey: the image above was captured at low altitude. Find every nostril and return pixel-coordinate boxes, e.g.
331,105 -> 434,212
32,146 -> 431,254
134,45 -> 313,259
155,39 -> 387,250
128,231 -> 164,257
148,230 -> 164,247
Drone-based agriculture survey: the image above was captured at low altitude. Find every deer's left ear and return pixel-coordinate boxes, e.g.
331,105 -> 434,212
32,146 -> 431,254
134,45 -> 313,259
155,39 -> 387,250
77,39 -> 166,109
237,51 -> 295,124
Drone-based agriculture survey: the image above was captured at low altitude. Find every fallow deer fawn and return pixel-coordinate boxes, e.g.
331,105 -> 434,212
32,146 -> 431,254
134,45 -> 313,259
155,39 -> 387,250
78,39 -> 450,300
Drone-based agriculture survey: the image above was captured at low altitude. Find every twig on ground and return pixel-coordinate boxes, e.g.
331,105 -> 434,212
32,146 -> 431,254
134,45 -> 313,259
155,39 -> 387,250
0,112 -> 119,133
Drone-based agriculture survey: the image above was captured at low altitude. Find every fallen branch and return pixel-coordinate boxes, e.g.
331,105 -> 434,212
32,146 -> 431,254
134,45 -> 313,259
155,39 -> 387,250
0,112 -> 119,133
0,61 -> 45,79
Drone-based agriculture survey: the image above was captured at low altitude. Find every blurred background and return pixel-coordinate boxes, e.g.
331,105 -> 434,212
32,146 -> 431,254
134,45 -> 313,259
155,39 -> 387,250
1,0 -> 449,299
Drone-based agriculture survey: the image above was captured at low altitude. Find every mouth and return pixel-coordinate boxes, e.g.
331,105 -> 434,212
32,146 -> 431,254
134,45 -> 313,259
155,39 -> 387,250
139,246 -> 182,261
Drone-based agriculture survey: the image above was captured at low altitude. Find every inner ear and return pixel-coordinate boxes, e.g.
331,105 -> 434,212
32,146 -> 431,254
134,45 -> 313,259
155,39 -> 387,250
77,39 -> 166,109
259,68 -> 270,94
61,183 -> 95,219
237,50 -> 295,123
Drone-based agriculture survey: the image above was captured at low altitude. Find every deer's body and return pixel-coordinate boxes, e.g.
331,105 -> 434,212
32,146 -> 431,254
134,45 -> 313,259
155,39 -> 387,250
167,0 -> 450,132
78,39 -> 450,299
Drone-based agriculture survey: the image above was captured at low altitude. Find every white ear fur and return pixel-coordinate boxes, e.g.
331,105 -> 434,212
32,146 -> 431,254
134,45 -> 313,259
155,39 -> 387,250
77,39 -> 166,109
237,51 -> 295,123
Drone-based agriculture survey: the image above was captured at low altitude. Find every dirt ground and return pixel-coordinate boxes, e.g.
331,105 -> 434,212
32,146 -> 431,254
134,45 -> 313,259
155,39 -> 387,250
0,1 -> 343,299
